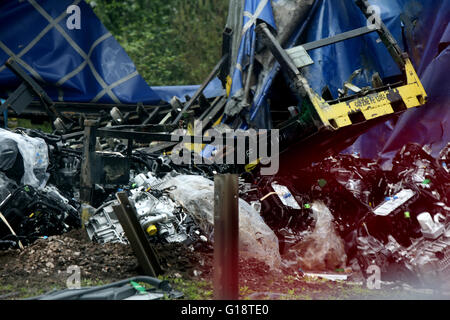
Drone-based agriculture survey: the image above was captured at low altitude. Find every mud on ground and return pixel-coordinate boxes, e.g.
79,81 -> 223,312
0,228 -> 213,299
0,228 -> 447,300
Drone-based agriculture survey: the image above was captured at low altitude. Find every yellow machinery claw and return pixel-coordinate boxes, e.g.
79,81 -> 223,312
310,59 -> 427,130
256,0 -> 428,132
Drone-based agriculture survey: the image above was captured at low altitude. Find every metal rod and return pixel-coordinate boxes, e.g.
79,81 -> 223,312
80,119 -> 98,204
96,128 -> 214,144
29,100 -> 165,111
172,54 -> 228,124
213,174 -> 239,300
355,0 -> 406,68
201,96 -> 227,133
199,95 -> 221,122
256,23 -> 300,80
4,58 -> 59,122
243,33 -> 257,107
301,26 -> 378,51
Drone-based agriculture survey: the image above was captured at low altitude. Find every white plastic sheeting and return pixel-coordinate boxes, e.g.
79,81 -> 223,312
0,128 -> 49,188
288,201 -> 347,271
164,174 -> 282,269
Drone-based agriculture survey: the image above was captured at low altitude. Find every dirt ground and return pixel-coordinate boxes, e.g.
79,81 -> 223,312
0,228 -> 448,300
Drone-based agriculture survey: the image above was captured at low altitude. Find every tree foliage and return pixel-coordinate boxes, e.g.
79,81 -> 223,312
91,0 -> 229,86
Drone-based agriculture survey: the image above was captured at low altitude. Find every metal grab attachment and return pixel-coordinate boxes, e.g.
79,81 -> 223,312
256,0 -> 427,131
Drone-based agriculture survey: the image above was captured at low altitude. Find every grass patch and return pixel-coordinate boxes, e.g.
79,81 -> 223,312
0,281 -> 64,300
162,276 -> 213,300
8,118 -> 53,133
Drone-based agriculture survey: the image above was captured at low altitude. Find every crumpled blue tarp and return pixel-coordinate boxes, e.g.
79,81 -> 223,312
0,0 -> 223,106
228,0 -> 277,102
244,0 -> 448,162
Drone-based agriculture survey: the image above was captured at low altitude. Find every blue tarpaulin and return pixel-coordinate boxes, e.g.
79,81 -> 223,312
228,0 -> 276,100
0,0 -> 224,105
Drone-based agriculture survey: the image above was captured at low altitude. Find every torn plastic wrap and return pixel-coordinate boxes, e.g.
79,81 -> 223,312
0,172 -> 17,204
0,139 -> 19,172
0,139 -> 24,183
285,201 -> 347,271
0,128 -> 49,188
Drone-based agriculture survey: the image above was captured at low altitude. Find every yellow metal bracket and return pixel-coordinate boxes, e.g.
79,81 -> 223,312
309,59 -> 427,130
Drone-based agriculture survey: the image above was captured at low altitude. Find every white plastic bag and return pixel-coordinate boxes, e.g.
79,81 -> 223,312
163,174 -> 282,269
0,128 -> 49,188
289,201 -> 347,271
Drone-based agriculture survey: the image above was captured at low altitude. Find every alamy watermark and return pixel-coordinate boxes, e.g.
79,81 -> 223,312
170,122 -> 280,176
66,265 -> 81,289
66,5 -> 81,30
366,5 -> 382,30
366,265 -> 381,290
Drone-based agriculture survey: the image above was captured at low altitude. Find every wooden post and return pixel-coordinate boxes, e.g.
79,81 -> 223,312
80,119 -> 98,204
213,174 -> 239,300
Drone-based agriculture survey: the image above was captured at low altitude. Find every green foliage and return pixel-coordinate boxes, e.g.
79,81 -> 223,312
8,118 -> 53,133
239,285 -> 255,299
91,0 -> 229,86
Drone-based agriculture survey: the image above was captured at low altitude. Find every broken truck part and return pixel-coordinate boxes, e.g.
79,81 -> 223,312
255,1 -> 427,133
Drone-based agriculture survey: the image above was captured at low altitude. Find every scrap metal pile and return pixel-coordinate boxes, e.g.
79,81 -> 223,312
0,113 -> 448,289
0,115 -> 282,268
0,128 -> 81,249
0,123 -> 219,249
241,142 -> 450,287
